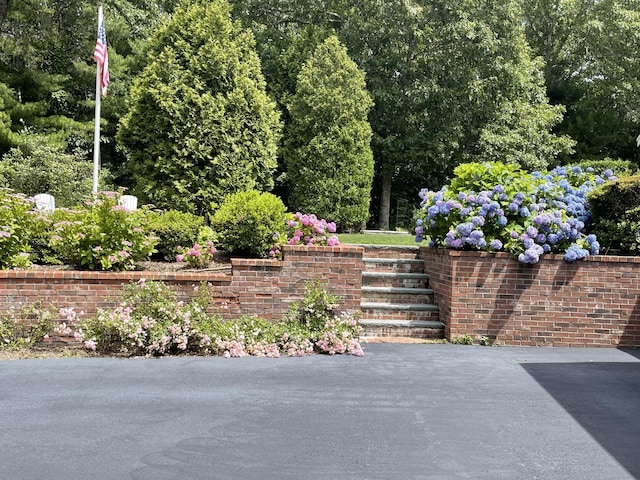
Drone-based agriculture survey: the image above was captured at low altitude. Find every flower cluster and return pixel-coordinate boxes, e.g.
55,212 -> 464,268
415,162 -> 614,264
176,241 -> 217,268
269,212 -> 339,258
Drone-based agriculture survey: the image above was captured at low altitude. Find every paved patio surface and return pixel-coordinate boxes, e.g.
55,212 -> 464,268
1,344 -> 639,480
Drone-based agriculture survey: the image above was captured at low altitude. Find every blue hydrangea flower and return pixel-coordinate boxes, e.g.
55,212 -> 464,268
564,243 -> 589,262
519,207 -> 531,217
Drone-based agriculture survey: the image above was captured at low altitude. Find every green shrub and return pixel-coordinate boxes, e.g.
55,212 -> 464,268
26,210 -> 65,265
0,133 -> 113,208
49,190 -> 157,271
452,334 -> 474,345
146,210 -> 205,261
0,303 -> 56,350
0,188 -> 36,269
588,174 -> 640,254
209,190 -> 287,257
574,158 -> 636,177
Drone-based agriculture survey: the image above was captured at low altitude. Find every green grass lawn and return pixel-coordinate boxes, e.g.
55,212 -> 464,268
337,232 -> 421,246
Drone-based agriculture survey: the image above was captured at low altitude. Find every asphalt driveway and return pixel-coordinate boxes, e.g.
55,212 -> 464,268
1,344 -> 639,480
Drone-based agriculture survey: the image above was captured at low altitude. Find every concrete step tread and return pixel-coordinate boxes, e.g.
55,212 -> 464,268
362,271 -> 429,279
361,302 -> 439,311
359,319 -> 444,328
361,286 -> 434,295
363,257 -> 424,264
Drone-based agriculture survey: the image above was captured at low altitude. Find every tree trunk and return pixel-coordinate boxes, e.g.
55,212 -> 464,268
378,170 -> 392,231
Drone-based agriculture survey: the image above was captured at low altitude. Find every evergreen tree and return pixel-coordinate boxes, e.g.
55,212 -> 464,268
117,0 -> 281,215
284,36 -> 374,232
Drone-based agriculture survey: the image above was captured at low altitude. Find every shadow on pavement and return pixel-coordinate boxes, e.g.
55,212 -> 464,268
619,347 -> 640,360
521,354 -> 640,479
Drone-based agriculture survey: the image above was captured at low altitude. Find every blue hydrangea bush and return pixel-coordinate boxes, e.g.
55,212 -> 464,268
415,162 -> 616,264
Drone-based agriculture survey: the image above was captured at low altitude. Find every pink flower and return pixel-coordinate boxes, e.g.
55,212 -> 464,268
327,235 -> 340,246
176,254 -> 184,263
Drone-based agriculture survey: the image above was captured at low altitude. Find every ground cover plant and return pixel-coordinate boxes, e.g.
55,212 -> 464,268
415,162 -> 617,264
56,280 -> 363,358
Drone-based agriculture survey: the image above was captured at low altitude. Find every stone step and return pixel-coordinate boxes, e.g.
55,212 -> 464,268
362,271 -> 430,289
355,244 -> 420,260
360,302 -> 440,321
359,319 -> 444,341
361,286 -> 435,304
363,257 -> 425,274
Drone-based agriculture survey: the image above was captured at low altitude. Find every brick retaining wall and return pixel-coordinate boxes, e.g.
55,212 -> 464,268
0,245 -> 364,339
420,247 -> 640,347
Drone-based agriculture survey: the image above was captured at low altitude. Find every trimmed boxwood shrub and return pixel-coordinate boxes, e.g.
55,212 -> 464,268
209,190 -> 287,257
574,158 -> 636,177
146,210 -> 205,261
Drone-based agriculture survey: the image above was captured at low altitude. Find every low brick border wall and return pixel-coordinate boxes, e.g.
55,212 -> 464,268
419,247 -> 640,347
0,245 -> 364,339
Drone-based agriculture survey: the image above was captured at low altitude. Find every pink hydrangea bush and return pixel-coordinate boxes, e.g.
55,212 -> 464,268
176,241 -> 217,268
269,212 -> 339,258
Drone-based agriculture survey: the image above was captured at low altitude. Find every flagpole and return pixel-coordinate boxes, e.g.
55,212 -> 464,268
92,5 -> 103,195
93,59 -> 101,194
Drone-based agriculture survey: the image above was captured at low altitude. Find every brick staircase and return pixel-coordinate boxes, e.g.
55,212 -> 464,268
358,245 -> 444,341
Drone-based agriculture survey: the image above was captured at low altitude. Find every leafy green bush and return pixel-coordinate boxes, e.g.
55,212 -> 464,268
0,133 -> 113,208
588,174 -> 640,254
25,210 -> 65,266
146,209 -> 205,261
0,188 -> 36,269
209,190 -> 287,257
49,190 -> 157,271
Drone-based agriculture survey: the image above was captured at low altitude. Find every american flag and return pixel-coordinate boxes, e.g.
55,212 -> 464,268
93,6 -> 109,97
